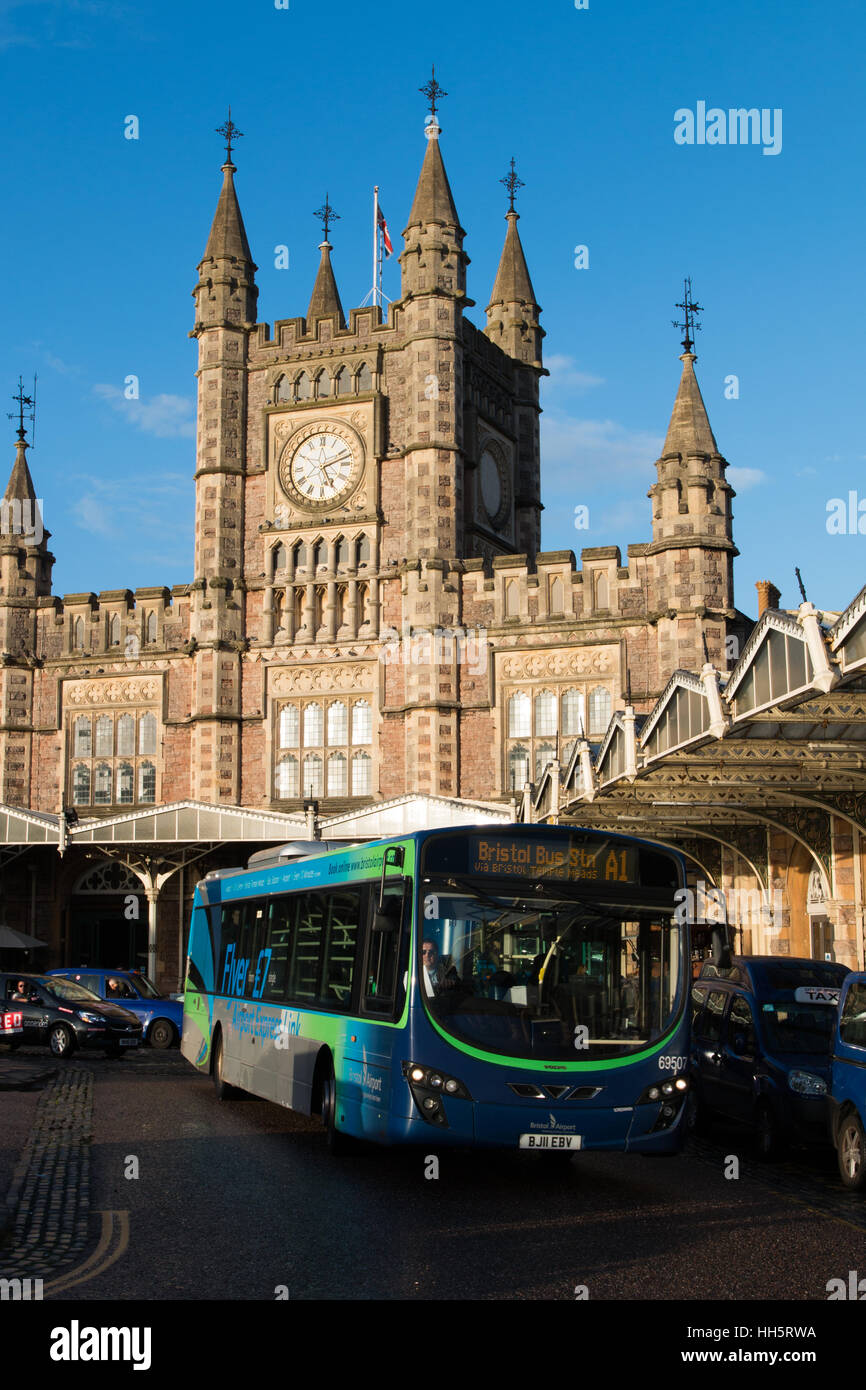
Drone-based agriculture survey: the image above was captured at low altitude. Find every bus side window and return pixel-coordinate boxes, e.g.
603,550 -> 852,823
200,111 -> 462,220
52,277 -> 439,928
318,889 -> 361,1011
261,895 -> 295,1003
362,888 -> 404,1016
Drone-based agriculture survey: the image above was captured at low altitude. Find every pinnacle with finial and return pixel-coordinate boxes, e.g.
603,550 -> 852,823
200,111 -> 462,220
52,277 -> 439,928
420,64 -> 447,120
314,194 -> 339,242
500,157 -> 524,213
672,276 -> 703,354
216,106 -> 243,164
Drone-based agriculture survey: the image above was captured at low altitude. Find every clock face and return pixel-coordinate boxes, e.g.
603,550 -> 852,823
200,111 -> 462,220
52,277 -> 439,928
279,421 -> 363,508
480,449 -> 504,521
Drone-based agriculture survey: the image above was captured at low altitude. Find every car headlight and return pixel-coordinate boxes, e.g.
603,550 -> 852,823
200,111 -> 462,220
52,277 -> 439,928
788,1070 -> 827,1096
77,1011 -> 103,1024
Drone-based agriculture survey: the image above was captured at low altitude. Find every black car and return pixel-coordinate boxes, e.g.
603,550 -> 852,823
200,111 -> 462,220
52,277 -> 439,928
688,956 -> 850,1158
0,972 -> 143,1057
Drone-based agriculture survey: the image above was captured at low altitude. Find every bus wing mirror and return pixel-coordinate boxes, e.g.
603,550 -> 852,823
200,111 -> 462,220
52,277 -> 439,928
373,898 -> 401,933
711,928 -> 732,970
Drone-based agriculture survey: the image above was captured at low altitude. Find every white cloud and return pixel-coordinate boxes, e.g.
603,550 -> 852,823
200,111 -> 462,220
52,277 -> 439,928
541,410 -> 662,487
70,472 -> 190,540
542,355 -> 605,394
727,467 -> 766,490
93,384 -> 196,439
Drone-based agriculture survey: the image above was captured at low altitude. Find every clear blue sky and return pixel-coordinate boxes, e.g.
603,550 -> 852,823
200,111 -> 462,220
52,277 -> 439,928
3,0 -> 864,618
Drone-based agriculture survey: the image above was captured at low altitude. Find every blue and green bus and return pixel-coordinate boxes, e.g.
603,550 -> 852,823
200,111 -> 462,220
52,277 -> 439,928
181,825 -> 690,1154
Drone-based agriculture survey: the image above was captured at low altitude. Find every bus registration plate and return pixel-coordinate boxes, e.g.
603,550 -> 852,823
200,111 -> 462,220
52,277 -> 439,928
519,1134 -> 581,1150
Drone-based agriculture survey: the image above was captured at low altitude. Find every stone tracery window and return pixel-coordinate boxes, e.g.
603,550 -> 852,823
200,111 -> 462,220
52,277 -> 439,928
274,696 -> 374,801
67,711 -> 159,809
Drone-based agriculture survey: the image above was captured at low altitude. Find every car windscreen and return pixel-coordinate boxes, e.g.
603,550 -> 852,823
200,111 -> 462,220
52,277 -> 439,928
761,1000 -> 837,1055
35,976 -> 102,1003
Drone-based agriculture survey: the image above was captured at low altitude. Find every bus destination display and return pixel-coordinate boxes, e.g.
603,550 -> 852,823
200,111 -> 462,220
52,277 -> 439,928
471,837 -> 638,884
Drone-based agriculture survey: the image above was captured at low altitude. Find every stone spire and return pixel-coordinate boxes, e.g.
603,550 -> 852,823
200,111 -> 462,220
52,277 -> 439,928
2,436 -> 49,552
193,148 -> 258,330
661,352 -> 718,458
406,120 -> 462,230
485,206 -> 543,367
400,112 -> 469,304
307,240 -> 346,327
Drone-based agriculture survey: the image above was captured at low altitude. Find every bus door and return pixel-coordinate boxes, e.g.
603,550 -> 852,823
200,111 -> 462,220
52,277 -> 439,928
344,881 -> 408,1128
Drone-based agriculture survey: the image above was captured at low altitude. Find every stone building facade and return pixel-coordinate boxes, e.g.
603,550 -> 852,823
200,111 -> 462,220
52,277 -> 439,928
0,113 -> 756,981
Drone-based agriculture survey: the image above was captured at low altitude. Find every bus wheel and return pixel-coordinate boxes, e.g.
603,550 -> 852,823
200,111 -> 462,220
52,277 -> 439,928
212,1033 -> 239,1101
320,1057 -> 358,1155
838,1113 -> 866,1191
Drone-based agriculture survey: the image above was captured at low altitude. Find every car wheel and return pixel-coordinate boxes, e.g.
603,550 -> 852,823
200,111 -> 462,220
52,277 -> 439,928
320,1055 -> 359,1155
148,1018 -> 175,1050
838,1112 -> 866,1191
49,1024 -> 74,1058
212,1033 -> 239,1100
754,1101 -> 785,1161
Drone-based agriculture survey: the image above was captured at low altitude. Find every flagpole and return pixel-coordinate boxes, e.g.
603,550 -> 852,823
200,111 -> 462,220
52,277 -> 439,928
373,186 -> 380,308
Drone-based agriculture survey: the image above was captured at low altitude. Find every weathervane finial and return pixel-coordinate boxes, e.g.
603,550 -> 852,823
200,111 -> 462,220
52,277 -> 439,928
500,157 -> 524,213
216,106 -> 243,165
420,64 -> 447,122
314,194 -> 340,243
672,276 -> 703,354
7,375 -> 36,444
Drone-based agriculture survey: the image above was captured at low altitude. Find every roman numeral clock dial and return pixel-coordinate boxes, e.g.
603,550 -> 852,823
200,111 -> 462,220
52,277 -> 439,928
279,421 -> 363,510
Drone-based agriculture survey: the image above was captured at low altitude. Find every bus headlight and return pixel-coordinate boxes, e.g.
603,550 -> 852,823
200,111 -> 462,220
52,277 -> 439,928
402,1060 -> 473,1126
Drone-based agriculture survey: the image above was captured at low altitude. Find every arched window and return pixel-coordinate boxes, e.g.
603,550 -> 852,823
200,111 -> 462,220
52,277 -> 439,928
293,587 -> 305,630
334,585 -> 346,629
534,690 -> 557,737
303,753 -> 323,798
73,616 -> 85,650
535,744 -> 557,779
273,590 -> 284,630
327,752 -> 347,797
95,715 -> 113,756
314,539 -> 327,570
316,370 -> 331,399
295,372 -> 311,400
549,576 -> 564,614
357,534 -> 370,566
303,703 -> 323,746
273,543 -> 287,575
293,541 -> 307,571
334,366 -> 350,395
276,375 -> 293,403
506,581 -> 520,617
279,705 -> 299,748
588,687 -> 611,735
73,716 -> 92,757
275,755 -> 299,798
327,701 -> 347,745
562,689 -> 585,737
72,764 -> 91,806
146,610 -> 157,644
351,751 -> 372,795
117,714 -> 135,756
138,712 -> 157,755
117,762 -> 134,805
356,362 -> 372,392
109,614 -> 121,646
352,700 -> 371,744
138,762 -> 156,804
94,763 -> 112,805
508,745 -> 530,791
507,692 -> 531,738
356,583 -> 371,627
336,536 -> 350,567
314,585 -> 327,629
595,573 -> 609,609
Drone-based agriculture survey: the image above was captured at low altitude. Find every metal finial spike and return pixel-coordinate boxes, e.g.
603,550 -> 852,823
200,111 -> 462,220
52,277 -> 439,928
795,567 -> 807,603
314,194 -> 340,242
672,275 -> 703,354
500,156 -> 524,212
420,64 -> 447,120
216,106 -> 244,164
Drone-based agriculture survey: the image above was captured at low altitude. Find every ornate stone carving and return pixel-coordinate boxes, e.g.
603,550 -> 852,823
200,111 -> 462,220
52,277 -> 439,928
499,649 -> 614,681
66,678 -> 160,707
269,663 -> 373,695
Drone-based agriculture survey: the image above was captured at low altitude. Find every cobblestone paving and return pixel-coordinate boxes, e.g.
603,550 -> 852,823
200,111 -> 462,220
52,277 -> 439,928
689,1134 -> 866,1230
0,1067 -> 93,1279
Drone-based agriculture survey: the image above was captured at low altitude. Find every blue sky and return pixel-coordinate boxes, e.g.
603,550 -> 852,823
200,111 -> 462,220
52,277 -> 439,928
3,0 -> 865,617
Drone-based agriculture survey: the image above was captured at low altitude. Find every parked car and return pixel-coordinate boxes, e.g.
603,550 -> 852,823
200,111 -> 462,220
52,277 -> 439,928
829,971 -> 866,1190
0,972 -> 142,1057
688,956 -> 850,1158
45,967 -> 183,1049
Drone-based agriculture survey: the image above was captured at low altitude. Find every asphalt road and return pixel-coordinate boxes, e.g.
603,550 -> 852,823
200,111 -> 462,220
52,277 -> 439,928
3,1048 -> 864,1302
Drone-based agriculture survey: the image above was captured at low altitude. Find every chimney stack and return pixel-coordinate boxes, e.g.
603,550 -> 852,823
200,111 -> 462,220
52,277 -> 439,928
756,580 -> 781,615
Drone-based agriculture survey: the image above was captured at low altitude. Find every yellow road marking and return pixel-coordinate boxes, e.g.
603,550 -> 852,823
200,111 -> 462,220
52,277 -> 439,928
42,1211 -> 129,1296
